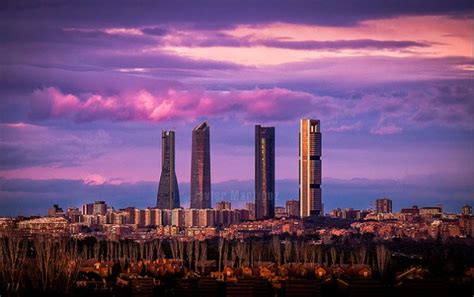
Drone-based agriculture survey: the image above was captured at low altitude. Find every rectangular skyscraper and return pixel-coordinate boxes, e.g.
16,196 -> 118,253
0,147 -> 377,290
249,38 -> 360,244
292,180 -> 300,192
190,122 -> 211,209
376,198 -> 392,214
255,125 -> 275,220
156,130 -> 180,209
299,119 -> 322,217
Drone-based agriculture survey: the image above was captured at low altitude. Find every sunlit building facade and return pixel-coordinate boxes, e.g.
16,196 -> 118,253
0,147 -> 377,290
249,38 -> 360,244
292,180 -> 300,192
299,119 -> 322,217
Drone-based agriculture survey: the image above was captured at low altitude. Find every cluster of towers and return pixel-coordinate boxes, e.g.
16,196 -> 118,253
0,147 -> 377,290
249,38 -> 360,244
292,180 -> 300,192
156,119 -> 322,219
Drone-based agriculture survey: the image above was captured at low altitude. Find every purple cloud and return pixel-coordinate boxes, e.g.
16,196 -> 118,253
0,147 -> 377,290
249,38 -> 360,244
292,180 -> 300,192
27,86 -> 341,123
0,123 -> 112,169
370,125 -> 403,135
171,35 -> 431,50
259,39 -> 430,50
2,0 -> 472,29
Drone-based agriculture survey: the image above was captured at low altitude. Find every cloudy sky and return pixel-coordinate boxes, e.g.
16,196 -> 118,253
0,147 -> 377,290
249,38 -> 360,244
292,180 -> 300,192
0,0 -> 473,215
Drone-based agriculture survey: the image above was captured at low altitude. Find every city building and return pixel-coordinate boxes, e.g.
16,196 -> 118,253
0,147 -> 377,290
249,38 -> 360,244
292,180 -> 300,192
145,208 -> 162,227
462,204 -> 472,216
82,203 -> 94,215
157,130 -> 180,209
420,206 -> 442,218
286,200 -> 299,218
275,207 -> 287,219
299,119 -> 322,217
198,209 -> 215,227
246,202 -> 256,220
401,205 -> 419,215
216,201 -> 231,210
255,125 -> 275,220
162,209 -> 172,226
18,217 -> 69,235
93,201 -> 107,215
190,122 -> 211,209
215,209 -> 240,226
238,209 -> 250,221
66,207 -> 82,223
47,204 -> 64,217
171,208 -> 185,227
185,208 -> 200,227
376,198 -> 392,214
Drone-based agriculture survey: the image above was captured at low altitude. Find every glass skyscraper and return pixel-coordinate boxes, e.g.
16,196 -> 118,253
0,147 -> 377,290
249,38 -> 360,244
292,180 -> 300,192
156,130 -> 180,209
190,122 -> 211,209
255,125 -> 275,220
299,119 -> 322,217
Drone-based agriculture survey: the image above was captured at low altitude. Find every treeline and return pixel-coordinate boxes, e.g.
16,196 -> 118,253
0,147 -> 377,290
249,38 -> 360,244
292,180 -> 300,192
0,234 -> 473,296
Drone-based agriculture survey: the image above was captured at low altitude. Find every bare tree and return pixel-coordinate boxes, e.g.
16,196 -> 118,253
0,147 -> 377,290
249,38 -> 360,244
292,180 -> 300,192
375,245 -> 391,278
218,238 -> 224,271
222,240 -> 230,268
170,240 -> 178,259
253,241 -> 263,267
317,247 -> 323,265
178,240 -> 185,263
200,241 -> 207,274
271,236 -> 281,265
330,247 -> 337,266
31,238 -> 80,294
186,240 -> 194,269
234,241 -> 245,268
355,246 -> 367,265
194,240 -> 200,272
284,240 -> 292,264
0,235 -> 27,294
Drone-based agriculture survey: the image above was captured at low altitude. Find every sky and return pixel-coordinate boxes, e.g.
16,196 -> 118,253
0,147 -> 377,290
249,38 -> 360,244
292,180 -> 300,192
0,0 -> 473,215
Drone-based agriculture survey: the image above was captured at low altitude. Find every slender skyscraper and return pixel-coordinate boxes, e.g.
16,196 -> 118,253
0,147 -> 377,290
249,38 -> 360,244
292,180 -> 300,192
156,130 -> 180,209
255,125 -> 275,220
299,119 -> 322,217
190,122 -> 211,209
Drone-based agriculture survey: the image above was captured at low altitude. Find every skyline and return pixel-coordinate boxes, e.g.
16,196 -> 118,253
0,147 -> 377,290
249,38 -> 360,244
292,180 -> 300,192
0,0 -> 473,216
1,118 -> 471,216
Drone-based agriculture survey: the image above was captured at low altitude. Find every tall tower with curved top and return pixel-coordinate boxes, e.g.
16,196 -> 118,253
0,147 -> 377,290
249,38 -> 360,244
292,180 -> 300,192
156,130 -> 180,209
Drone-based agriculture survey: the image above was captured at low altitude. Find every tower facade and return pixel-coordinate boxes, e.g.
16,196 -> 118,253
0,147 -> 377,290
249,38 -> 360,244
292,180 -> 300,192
376,198 -> 392,214
255,125 -> 275,220
190,122 -> 211,209
156,130 -> 180,209
299,119 -> 322,217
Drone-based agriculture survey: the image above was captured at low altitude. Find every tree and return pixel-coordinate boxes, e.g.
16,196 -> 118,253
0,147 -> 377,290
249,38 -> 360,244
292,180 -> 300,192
0,235 -> 27,294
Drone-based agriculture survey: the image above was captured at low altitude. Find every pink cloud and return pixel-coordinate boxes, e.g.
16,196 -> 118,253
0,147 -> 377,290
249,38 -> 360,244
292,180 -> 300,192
29,86 -> 341,123
28,83 -> 473,133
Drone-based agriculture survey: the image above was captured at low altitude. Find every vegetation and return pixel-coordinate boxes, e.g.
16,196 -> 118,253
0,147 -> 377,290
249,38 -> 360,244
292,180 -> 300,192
0,233 -> 472,296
